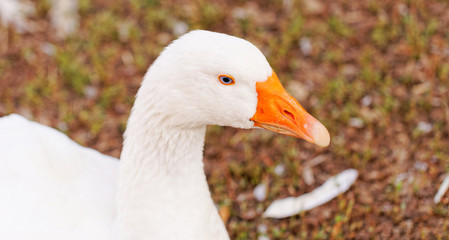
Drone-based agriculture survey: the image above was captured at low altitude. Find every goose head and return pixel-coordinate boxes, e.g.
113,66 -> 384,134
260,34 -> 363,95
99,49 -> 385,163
138,30 -> 330,147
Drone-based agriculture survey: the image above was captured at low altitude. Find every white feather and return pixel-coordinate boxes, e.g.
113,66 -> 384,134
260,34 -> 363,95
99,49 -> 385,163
263,169 -> 358,219
434,174 -> 449,204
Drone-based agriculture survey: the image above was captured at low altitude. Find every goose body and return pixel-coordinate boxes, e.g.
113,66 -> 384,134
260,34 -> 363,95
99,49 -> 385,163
0,114 -> 118,239
0,30 -> 330,240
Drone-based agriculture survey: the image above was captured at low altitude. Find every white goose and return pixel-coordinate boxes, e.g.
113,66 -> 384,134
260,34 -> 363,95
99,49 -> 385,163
0,30 -> 330,240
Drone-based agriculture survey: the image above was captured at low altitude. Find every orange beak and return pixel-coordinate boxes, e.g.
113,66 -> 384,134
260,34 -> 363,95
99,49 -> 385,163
250,71 -> 330,147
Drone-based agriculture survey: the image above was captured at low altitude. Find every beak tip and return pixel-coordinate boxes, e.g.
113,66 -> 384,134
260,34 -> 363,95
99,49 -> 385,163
312,121 -> 330,147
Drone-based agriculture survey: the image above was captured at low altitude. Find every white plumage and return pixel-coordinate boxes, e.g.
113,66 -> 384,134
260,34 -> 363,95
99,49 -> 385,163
0,30 -> 329,240
0,114 -> 118,239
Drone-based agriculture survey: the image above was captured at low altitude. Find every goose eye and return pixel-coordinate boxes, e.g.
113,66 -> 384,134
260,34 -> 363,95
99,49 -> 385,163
218,75 -> 235,85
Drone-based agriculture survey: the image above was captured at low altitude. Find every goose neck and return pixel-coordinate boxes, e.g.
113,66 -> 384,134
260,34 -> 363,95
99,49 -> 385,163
116,118 -> 228,239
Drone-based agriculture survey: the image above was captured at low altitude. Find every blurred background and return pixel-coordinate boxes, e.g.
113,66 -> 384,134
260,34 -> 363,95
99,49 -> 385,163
0,0 -> 448,239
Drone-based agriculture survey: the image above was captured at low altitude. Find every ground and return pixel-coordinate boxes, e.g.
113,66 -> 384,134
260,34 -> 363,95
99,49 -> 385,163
0,0 -> 448,239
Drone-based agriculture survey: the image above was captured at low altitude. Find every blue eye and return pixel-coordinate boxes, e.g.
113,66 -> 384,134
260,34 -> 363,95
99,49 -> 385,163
218,75 -> 235,85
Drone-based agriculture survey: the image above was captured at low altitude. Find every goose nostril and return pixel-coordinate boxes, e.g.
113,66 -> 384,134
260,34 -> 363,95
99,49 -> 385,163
283,110 -> 295,121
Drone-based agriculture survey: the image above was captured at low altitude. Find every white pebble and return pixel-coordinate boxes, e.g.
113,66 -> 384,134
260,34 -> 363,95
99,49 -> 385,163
50,0 -> 80,39
398,4 -> 408,16
274,164 -> 285,176
57,121 -> 68,132
41,42 -> 56,56
349,117 -> 364,128
361,95 -> 373,107
253,183 -> 267,201
282,0 -> 293,12
417,121 -> 432,133
117,21 -> 131,42
232,7 -> 247,19
413,161 -> 428,171
303,166 -> 314,185
0,0 -> 35,33
257,224 -> 267,233
395,172 -> 408,184
84,86 -> 98,99
299,37 -> 312,56
173,21 -> 189,36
